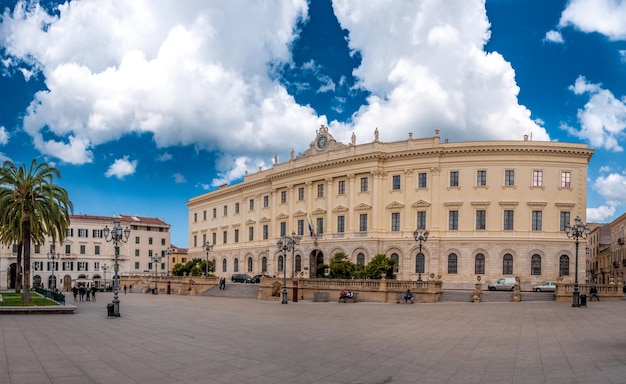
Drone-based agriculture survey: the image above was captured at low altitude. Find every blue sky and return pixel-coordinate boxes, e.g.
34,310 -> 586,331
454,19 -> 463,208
1,0 -> 625,248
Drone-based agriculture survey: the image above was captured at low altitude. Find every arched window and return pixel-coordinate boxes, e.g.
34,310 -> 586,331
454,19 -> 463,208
415,253 -> 425,274
447,253 -> 457,274
531,254 -> 541,275
222,259 -> 227,273
357,253 -> 365,265
559,255 -> 570,276
262,257 -> 267,273
248,257 -> 253,272
48,275 -> 56,289
390,253 -> 399,273
295,255 -> 302,272
503,253 -> 513,275
234,258 -> 239,272
278,255 -> 284,272
475,253 -> 485,274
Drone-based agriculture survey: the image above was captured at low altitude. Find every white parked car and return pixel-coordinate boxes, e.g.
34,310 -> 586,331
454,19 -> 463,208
533,281 -> 556,292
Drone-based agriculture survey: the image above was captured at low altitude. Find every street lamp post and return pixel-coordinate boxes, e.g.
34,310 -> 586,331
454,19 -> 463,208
150,251 -> 163,294
103,217 -> 131,317
47,250 -> 60,291
413,228 -> 429,281
565,215 -> 589,308
164,247 -> 173,277
277,232 -> 301,304
202,242 -> 213,277
102,263 -> 108,291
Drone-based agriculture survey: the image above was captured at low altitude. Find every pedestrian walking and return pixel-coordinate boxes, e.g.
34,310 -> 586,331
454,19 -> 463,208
72,286 -> 78,302
124,284 -> 127,294
91,287 -> 96,301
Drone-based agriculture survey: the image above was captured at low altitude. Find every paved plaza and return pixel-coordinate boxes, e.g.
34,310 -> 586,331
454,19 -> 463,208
1,290 -> 626,384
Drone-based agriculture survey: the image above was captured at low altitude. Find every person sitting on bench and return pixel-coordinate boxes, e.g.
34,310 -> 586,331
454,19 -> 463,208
404,289 -> 414,304
589,286 -> 600,301
338,290 -> 347,303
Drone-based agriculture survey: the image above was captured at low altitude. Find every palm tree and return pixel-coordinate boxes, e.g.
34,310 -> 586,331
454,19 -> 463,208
0,159 -> 73,302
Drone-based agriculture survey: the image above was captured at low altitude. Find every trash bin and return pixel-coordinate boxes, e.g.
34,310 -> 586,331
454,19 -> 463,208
107,303 -> 114,317
580,294 -> 587,307
152,288 -> 158,295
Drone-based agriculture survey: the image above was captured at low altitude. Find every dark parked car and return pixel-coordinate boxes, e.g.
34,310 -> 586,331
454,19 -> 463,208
231,273 -> 254,283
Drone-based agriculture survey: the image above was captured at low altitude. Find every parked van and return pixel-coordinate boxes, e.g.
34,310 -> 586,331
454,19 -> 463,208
487,277 -> 516,291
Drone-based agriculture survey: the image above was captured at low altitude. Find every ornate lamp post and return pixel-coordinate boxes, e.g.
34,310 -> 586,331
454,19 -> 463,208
202,242 -> 214,277
150,251 -> 163,294
565,216 -> 589,307
277,232 -> 301,304
103,217 -> 131,317
47,250 -> 60,291
164,247 -> 173,276
102,263 -> 108,291
413,228 -> 429,281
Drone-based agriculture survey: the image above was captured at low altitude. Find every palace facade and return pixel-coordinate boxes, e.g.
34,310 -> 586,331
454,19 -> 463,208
1,214 -> 171,290
187,127 -> 593,289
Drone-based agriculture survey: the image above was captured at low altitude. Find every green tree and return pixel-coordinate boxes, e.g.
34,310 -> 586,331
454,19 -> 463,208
172,258 -> 214,276
0,160 -> 73,302
328,252 -> 355,279
361,254 -> 397,279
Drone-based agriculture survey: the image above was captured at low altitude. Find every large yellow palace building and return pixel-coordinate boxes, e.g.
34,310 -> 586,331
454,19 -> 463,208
187,127 -> 593,289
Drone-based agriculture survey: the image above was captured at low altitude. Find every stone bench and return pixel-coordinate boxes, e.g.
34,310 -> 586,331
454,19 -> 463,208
313,292 -> 329,302
339,292 -> 359,303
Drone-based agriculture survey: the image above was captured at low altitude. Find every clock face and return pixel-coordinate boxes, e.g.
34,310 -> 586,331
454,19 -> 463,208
317,135 -> 328,149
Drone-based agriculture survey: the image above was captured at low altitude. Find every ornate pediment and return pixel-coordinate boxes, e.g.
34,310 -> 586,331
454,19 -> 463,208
555,202 -> 575,208
443,201 -> 463,207
311,208 -> 327,215
386,201 -> 405,210
276,213 -> 289,220
412,199 -> 431,208
245,219 -> 256,225
333,205 -> 349,212
259,216 -> 271,223
499,201 -> 519,207
527,201 -> 547,207
293,210 -> 308,217
471,201 -> 491,207
355,203 -> 372,211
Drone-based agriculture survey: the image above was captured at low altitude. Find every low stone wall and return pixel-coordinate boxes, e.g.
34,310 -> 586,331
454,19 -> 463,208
257,277 -> 443,303
555,282 -> 624,302
120,274 -> 218,295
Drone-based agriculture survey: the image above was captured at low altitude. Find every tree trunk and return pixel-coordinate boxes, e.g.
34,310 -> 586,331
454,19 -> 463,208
21,218 -> 31,303
15,242 -> 23,293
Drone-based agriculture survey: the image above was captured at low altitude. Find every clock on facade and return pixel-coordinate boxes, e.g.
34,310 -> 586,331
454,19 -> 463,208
316,135 -> 328,150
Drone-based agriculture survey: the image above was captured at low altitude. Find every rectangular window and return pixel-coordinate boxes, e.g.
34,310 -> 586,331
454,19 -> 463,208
194,212 -> 197,223
223,231 -> 227,244
234,229 -> 239,243
94,245 -> 100,255
212,232 -> 217,245
450,171 -> 459,187
65,244 -> 71,255
297,220 -> 305,236
360,177 -> 368,192
34,245 -> 41,254
78,262 -> 88,271
504,210 -> 515,230
80,245 -> 86,255
505,170 -> 515,186
477,170 -> 487,186
476,210 -> 486,230
47,261 -> 57,271
202,210 -> 206,221
316,218 -> 324,235
560,211 -> 571,231
418,172 -> 427,188
317,184 -> 324,198
337,215 -> 345,233
248,227 -> 254,241
94,262 -> 100,271
148,237 -> 153,245
235,202 -> 240,214
561,171 -> 571,188
280,191 -> 287,204
161,238 -> 165,246
224,205 -> 228,216
202,234 -> 207,246
66,228 -> 74,237
263,195 -> 269,208
417,211 -> 426,230
135,249 -> 140,257
63,261 -> 72,271
135,236 -> 140,244
533,170 -> 543,187
392,175 -> 401,190
212,208 -> 216,218
193,235 -> 197,247
359,214 -> 368,232
249,199 -> 255,211
135,262 -> 140,270
92,229 -> 102,238
263,225 -> 269,240
338,180 -> 345,195
298,187 -> 305,201
280,222 -> 286,237
449,211 -> 459,230
391,212 -> 400,231
78,228 -> 88,237
34,261 -> 43,271
532,211 -> 542,231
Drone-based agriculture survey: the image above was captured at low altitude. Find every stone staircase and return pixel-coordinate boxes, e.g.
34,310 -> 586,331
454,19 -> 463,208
438,290 -> 474,302
202,282 -> 259,299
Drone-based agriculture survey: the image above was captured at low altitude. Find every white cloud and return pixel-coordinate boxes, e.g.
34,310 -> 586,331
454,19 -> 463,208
593,172 -> 626,207
565,76 -> 626,152
0,126 -> 8,145
104,156 -> 137,180
544,30 -> 564,44
157,152 -> 172,162
558,0 -> 626,40
172,173 -> 186,183
587,205 -> 616,222
330,0 -> 549,143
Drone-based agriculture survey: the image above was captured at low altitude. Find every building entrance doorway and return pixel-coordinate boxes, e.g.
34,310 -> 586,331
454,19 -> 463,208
8,263 -> 22,290
309,250 -> 324,277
